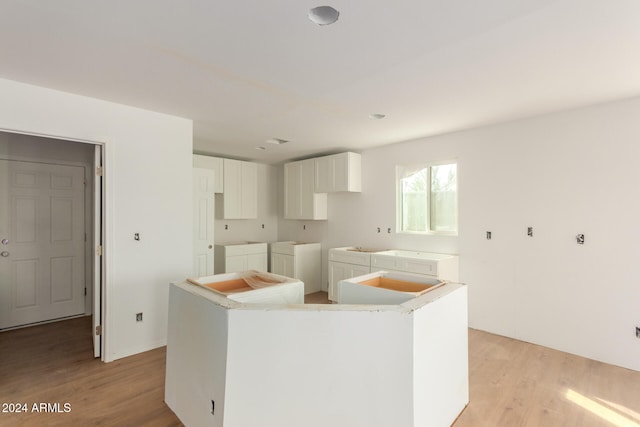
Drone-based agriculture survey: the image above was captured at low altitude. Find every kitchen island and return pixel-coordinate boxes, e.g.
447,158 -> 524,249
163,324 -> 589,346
165,275 -> 468,427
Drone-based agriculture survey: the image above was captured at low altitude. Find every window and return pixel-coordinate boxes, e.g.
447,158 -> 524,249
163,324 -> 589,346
396,162 -> 458,235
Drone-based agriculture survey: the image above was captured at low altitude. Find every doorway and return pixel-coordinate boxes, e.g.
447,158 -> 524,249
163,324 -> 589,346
0,130 -> 104,359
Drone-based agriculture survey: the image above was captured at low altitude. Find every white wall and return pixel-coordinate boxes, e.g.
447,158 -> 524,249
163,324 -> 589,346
0,78 -> 193,362
278,96 -> 640,372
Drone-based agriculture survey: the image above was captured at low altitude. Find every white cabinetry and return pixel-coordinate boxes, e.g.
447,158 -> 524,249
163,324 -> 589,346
214,242 -> 267,274
328,248 -> 375,302
192,155 -> 258,218
223,159 -> 257,219
192,154 -> 224,193
284,159 -> 327,220
271,242 -> 322,294
314,152 -> 361,193
328,247 -> 459,302
370,250 -> 459,282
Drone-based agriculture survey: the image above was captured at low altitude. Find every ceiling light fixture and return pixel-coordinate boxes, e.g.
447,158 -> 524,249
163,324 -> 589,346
308,6 -> 340,26
266,138 -> 288,145
369,113 -> 386,120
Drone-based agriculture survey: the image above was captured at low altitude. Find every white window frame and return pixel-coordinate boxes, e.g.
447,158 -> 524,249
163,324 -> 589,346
396,160 -> 458,236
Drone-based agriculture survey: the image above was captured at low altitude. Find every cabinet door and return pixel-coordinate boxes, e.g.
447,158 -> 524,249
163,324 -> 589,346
350,265 -> 371,278
223,159 -> 242,218
314,155 -> 332,193
247,253 -> 267,272
226,255 -> 246,273
272,253 -> 294,277
299,158 -> 315,219
193,155 -> 224,193
241,161 -> 258,218
284,162 -> 301,219
223,159 -> 258,219
314,152 -> 361,193
284,159 -> 327,220
328,262 -> 349,302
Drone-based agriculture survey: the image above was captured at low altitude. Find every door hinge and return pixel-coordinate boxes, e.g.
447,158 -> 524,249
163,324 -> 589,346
95,325 -> 102,336
96,166 -> 103,177
96,245 -> 103,256
84,287 -> 87,296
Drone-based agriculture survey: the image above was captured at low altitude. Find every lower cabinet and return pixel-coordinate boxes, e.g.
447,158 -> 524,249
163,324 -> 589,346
270,242 -> 322,294
271,253 -> 295,278
214,242 -> 268,274
328,261 -> 370,302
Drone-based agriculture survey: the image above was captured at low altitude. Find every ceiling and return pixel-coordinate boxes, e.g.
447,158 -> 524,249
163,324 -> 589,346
1,1 -> 640,164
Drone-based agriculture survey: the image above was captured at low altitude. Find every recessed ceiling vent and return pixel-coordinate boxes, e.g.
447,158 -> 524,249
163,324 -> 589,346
308,6 -> 340,26
266,138 -> 289,145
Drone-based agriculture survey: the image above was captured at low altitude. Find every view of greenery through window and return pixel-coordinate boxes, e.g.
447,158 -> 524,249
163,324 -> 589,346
398,163 -> 457,234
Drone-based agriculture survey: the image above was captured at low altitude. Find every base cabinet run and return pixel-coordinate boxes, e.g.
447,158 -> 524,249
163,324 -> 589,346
328,247 -> 459,302
214,242 -> 267,274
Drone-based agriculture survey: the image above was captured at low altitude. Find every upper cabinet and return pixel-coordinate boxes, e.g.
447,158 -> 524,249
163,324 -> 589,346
223,159 -> 257,219
193,155 -> 223,193
284,158 -> 327,220
193,155 -> 258,219
283,152 -> 361,220
314,152 -> 361,193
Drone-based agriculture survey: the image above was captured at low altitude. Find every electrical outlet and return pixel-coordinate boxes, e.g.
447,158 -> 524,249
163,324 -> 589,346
136,312 -> 143,322
486,231 -> 492,240
527,227 -> 533,237
211,400 -> 215,415
636,327 -> 640,338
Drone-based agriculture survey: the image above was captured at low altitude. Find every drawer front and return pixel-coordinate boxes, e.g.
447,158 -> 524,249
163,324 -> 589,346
245,243 -> 267,255
370,254 -> 396,270
396,258 -> 438,276
271,242 -> 295,256
224,245 -> 246,256
329,249 -> 370,266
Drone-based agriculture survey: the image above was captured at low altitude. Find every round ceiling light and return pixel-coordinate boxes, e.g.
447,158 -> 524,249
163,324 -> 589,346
369,113 -> 386,120
308,6 -> 340,26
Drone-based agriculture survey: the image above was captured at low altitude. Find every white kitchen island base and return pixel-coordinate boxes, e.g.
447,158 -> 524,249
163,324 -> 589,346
165,280 -> 468,427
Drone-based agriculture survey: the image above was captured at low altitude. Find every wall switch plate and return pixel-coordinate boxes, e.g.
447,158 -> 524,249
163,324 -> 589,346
486,231 -> 492,240
136,312 -> 143,322
576,234 -> 585,245
527,227 -> 533,237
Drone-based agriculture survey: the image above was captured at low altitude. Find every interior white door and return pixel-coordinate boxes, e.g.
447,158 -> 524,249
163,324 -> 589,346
0,160 -> 85,330
193,168 -> 215,276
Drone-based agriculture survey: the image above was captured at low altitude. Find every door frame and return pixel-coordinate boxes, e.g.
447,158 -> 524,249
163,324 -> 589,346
0,128 -> 108,361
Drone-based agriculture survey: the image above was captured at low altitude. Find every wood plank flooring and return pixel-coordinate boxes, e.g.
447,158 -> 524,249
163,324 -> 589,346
2,300 -> 640,426
0,316 -> 180,427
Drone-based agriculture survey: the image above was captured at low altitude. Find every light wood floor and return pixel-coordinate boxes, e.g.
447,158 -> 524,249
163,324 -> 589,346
2,298 -> 640,426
